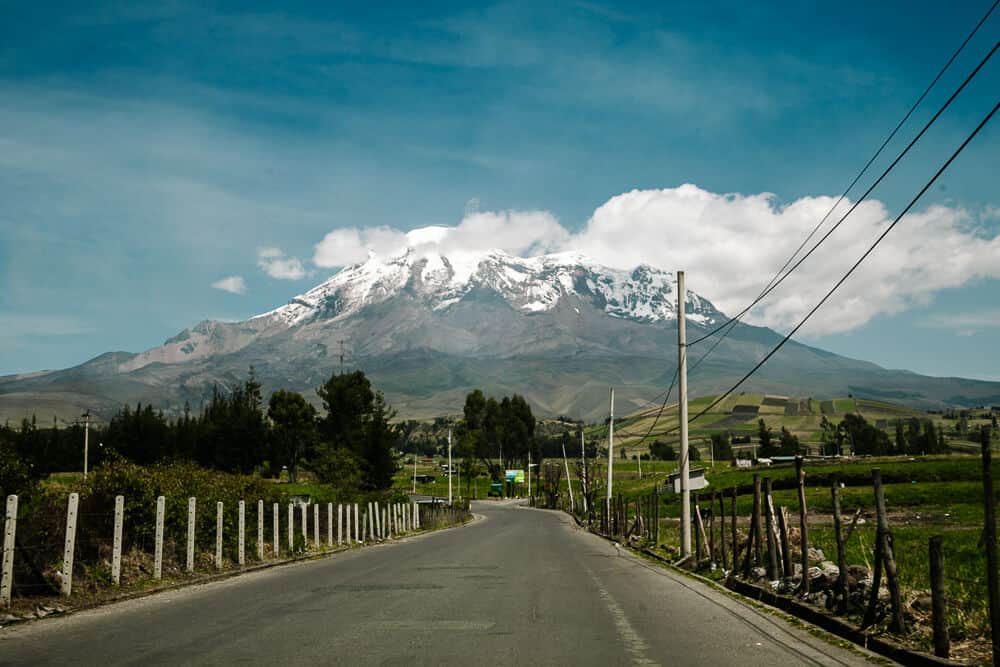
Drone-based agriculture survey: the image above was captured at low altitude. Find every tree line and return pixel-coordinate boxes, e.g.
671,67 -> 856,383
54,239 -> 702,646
0,368 -> 399,498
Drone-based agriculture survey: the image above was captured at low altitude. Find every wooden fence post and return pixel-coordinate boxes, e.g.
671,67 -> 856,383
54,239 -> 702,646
61,493 -> 79,595
186,497 -> 196,573
1,495 -> 18,607
751,475 -> 763,567
258,500 -> 264,560
777,507 -> 791,579
654,486 -> 660,545
763,478 -> 779,580
730,488 -> 737,572
831,478 -> 848,614
874,469 -> 905,632
272,502 -> 279,557
929,535 -> 950,659
238,500 -> 245,566
981,425 -> 1000,662
709,491 -> 716,561
717,491 -> 726,568
795,457 -> 809,596
113,495 -> 125,584
215,501 -> 224,569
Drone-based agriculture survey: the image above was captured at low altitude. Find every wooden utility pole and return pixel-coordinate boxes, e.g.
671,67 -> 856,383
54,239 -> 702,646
677,270 -> 691,558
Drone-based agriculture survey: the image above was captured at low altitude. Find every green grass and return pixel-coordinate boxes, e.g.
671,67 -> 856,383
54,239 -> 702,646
606,454 -> 999,646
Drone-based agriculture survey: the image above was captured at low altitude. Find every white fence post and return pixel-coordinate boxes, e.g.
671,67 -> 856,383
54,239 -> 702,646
287,503 -> 293,552
112,495 -> 124,584
344,504 -> 351,544
414,502 -> 420,529
186,497 -> 196,573
354,503 -> 360,544
215,501 -> 223,569
313,503 -> 319,549
238,500 -> 245,566
374,502 -> 382,539
257,500 -> 264,561
272,502 -> 279,557
153,495 -> 165,580
327,503 -> 333,547
300,503 -> 307,544
1,495 -> 18,607
338,504 -> 343,545
368,503 -> 375,541
60,493 -> 79,596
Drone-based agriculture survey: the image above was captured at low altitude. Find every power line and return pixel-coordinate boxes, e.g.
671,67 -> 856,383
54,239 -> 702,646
601,16 -> 998,448
663,100 -> 998,437
688,16 -> 998,349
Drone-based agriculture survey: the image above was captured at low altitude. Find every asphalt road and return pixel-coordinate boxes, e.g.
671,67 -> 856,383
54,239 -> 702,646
0,501 -> 880,666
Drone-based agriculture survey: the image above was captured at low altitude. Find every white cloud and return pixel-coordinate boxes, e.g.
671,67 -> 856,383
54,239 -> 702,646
257,247 -> 306,280
312,210 -> 569,269
311,184 -> 1000,335
211,276 -> 247,294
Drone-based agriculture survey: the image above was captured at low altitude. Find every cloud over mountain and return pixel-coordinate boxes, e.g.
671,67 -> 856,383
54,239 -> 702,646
311,184 -> 1000,336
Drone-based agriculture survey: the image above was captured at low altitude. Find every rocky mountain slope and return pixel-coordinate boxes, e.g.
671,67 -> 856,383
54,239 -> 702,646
3,249 -> 999,422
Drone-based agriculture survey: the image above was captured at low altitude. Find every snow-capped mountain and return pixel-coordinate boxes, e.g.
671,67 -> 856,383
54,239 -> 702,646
4,249 -> 1000,423
253,249 -> 722,328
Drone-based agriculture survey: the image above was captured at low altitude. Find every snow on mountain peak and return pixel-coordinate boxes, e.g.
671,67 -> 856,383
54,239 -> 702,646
252,248 -> 721,327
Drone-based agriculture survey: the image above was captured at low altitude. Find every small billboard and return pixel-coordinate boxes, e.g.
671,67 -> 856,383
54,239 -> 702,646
505,469 -> 525,484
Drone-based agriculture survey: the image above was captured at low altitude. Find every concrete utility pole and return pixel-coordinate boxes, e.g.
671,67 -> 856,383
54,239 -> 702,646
447,427 -> 453,505
606,387 -> 615,518
562,441 -> 575,513
678,270 -> 692,558
82,411 -> 90,480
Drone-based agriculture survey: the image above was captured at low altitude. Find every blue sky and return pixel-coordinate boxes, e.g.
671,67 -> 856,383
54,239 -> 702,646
1,1 -> 998,380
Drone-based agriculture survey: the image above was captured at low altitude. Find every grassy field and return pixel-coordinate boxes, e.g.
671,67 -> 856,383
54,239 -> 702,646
589,454 -> 999,650
587,393 -> 996,459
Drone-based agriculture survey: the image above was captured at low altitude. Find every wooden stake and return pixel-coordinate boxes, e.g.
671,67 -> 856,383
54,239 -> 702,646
751,475 -> 763,567
763,479 -> 779,580
718,490 -> 727,569
777,506 -> 791,578
873,469 -> 905,633
831,478 -> 848,614
795,457 -> 809,596
929,535 -> 950,659
981,425 -> 1000,662
730,488 -> 738,573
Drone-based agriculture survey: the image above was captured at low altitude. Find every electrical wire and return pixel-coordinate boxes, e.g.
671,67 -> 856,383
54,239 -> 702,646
688,12 -> 998,349
657,100 -> 999,439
